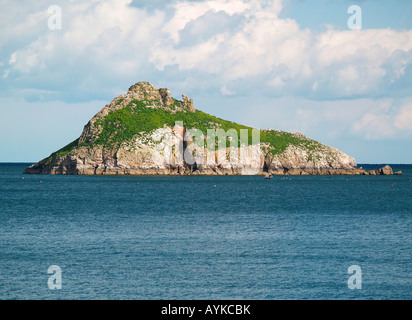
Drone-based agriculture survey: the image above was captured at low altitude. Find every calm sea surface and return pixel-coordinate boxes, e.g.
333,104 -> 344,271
0,163 -> 411,300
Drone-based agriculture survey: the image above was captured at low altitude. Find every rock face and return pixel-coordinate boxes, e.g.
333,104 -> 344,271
24,81 -> 397,176
378,165 -> 393,175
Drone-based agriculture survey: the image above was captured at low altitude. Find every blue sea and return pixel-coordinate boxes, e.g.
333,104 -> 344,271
0,163 -> 411,300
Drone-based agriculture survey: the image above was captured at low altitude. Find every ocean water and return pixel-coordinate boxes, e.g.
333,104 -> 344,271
0,163 -> 411,300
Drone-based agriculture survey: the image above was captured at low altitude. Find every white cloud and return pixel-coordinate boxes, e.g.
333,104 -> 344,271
9,53 -> 17,65
269,76 -> 285,88
1,0 -> 412,101
153,1 -> 307,80
232,95 -> 412,142
352,113 -> 395,139
315,29 -> 412,67
163,0 -> 253,43
352,99 -> 412,139
395,103 -> 412,131
149,2 -> 412,99
220,85 -> 236,96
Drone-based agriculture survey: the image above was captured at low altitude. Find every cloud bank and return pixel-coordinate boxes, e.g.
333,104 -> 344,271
2,0 -> 412,99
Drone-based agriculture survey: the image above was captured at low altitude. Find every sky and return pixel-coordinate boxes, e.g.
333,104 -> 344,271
1,0 -> 412,163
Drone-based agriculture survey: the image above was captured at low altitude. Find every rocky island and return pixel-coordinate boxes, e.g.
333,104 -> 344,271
24,82 -> 397,176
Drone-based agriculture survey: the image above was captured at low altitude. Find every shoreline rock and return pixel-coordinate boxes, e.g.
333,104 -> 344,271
23,165 -> 397,176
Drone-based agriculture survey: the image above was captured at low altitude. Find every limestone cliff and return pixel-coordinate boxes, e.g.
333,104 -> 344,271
24,81 -> 392,176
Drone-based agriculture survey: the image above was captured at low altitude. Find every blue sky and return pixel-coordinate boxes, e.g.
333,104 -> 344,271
1,0 -> 412,163
282,0 -> 412,31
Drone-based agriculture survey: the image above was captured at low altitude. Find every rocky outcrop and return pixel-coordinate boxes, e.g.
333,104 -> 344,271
378,165 -> 393,175
264,144 -> 357,174
23,81 -> 398,176
182,94 -> 195,112
368,166 -> 400,176
159,88 -> 173,107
